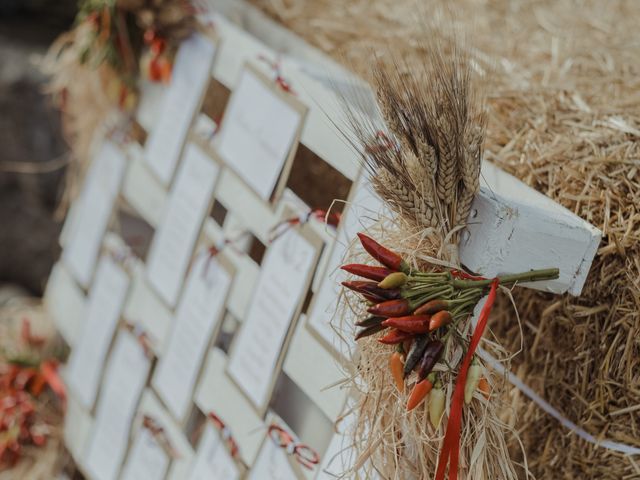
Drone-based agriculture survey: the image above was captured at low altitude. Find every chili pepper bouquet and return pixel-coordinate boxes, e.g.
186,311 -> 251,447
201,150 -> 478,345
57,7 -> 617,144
336,36 -> 560,480
0,311 -> 67,470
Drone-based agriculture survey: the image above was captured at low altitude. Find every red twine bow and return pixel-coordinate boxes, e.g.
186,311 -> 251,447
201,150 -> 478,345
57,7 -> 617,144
435,276 -> 499,480
269,209 -> 340,243
142,415 -> 180,459
257,55 -> 295,94
267,424 -> 319,470
208,412 -> 239,459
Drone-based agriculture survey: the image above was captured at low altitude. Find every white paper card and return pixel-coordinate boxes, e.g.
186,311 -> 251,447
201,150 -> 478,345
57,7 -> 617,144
65,256 -> 129,410
153,253 -> 231,420
216,68 -> 302,200
307,175 -> 382,354
316,406 -> 380,480
146,143 -> 219,307
121,428 -> 170,480
144,33 -> 217,185
63,141 -> 126,287
249,436 -> 298,480
188,423 -> 240,480
84,332 -> 152,480
227,229 -> 317,410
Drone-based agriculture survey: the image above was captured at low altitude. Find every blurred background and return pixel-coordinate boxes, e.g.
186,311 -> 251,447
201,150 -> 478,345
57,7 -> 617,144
0,1 -> 75,297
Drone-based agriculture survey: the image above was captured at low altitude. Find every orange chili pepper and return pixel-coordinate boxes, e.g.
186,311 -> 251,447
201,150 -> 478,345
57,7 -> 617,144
429,311 -> 452,331
341,264 -> 393,282
407,373 -> 436,411
357,233 -> 409,273
414,299 -> 449,316
389,352 -> 405,392
367,299 -> 411,317
382,315 -> 431,333
478,377 -> 490,399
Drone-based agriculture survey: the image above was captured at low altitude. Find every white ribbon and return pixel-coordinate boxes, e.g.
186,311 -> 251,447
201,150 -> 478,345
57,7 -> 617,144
477,347 -> 640,456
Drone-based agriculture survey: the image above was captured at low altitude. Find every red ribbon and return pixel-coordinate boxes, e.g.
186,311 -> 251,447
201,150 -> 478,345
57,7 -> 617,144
435,278 -> 499,480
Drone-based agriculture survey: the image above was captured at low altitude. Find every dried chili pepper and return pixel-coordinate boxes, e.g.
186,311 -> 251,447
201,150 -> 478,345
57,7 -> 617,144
429,382 -> 445,428
413,299 -> 449,316
382,315 -> 431,333
464,358 -> 482,404
368,299 -> 411,317
417,341 -> 444,380
357,233 -> 409,273
403,334 -> 430,377
389,352 -> 405,392
378,272 -> 408,289
429,311 -> 452,331
354,323 -> 387,341
407,373 -> 436,411
341,264 -> 393,282
355,316 -> 385,328
378,329 -> 414,345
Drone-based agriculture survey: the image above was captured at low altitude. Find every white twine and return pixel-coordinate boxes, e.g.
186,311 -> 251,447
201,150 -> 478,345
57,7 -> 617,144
476,347 -> 640,456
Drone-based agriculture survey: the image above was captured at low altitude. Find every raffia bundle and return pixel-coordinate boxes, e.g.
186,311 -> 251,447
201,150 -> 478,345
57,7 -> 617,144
249,0 -> 640,477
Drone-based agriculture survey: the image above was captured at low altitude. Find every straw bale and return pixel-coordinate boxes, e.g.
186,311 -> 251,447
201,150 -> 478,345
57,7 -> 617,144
249,0 -> 640,477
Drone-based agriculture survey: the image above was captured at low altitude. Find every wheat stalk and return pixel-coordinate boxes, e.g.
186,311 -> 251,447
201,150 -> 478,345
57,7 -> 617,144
341,34 -> 486,243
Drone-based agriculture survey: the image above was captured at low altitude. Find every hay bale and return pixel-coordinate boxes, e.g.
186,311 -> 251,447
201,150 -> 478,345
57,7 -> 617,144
247,0 -> 640,477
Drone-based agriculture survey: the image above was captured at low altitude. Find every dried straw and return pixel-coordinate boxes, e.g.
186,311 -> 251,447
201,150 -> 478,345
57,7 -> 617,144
249,0 -> 640,477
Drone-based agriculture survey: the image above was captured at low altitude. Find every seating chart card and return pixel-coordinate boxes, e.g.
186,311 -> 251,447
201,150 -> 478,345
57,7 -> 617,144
214,65 -> 306,202
144,32 -> 217,185
84,331 -> 152,480
307,174 -> 382,357
63,140 -> 126,288
120,427 -> 170,480
227,227 -> 321,414
152,252 -> 232,421
65,255 -> 129,410
146,142 -> 220,307
188,422 -> 241,480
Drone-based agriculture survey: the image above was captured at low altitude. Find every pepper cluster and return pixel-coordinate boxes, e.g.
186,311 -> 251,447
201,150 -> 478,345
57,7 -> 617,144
0,320 -> 66,467
343,233 -> 559,419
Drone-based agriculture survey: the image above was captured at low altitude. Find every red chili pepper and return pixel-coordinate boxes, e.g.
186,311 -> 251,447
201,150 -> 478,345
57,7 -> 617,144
355,316 -> 385,328
382,315 -> 431,333
341,264 -> 393,281
378,328 -> 414,345
414,299 -> 449,316
354,322 -> 387,341
357,233 -> 409,273
342,281 -> 401,301
367,299 -> 411,317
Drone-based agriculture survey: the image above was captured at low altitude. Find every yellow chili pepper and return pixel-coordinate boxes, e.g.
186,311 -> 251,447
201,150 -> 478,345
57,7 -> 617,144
378,272 -> 408,289
464,358 -> 482,404
429,382 -> 445,428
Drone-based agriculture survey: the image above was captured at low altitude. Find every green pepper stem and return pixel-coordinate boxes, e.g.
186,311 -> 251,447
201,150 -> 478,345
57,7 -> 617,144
452,268 -> 559,289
